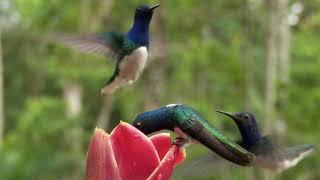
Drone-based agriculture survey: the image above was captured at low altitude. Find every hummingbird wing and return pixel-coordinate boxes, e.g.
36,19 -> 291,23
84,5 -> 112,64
59,32 -> 126,60
250,136 -> 314,171
172,151 -> 237,179
282,144 -> 315,161
173,140 -> 253,179
269,144 -> 315,172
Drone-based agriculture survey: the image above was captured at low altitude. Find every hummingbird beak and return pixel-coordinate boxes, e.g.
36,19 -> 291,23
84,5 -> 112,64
150,4 -> 160,11
216,110 -> 241,122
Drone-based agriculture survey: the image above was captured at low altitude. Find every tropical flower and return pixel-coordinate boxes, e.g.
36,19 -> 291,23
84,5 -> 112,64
86,122 -> 186,180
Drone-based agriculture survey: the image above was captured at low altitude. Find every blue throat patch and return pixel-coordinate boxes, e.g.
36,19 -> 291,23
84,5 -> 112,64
237,121 -> 262,149
127,17 -> 150,47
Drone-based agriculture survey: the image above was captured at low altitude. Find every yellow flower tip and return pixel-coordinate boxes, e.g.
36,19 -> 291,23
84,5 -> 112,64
93,128 -> 109,137
162,133 -> 171,137
94,127 -> 104,133
119,120 -> 129,126
181,149 -> 187,158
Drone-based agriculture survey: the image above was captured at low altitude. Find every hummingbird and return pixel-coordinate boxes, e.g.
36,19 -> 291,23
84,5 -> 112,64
61,4 -> 160,95
216,110 -> 315,172
132,104 -> 255,166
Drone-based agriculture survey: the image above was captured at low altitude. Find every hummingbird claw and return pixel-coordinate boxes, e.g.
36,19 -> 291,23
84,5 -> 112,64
172,137 -> 188,147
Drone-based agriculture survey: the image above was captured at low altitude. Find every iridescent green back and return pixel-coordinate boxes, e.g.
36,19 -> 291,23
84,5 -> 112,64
119,38 -> 140,59
170,104 -> 254,160
101,32 -> 140,60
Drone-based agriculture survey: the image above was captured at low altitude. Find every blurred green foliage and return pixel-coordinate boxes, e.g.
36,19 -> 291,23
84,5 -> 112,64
0,0 -> 319,179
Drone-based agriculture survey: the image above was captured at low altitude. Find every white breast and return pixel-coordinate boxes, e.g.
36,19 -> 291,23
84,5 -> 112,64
118,47 -> 148,82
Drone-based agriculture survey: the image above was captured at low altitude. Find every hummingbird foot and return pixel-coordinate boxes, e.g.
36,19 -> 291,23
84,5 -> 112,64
172,137 -> 188,148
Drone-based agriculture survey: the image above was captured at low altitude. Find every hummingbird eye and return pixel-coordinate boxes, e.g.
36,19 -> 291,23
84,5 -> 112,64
135,122 -> 142,128
244,114 -> 249,119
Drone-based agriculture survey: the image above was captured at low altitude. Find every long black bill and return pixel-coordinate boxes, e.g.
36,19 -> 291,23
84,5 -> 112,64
216,110 -> 240,122
150,4 -> 160,11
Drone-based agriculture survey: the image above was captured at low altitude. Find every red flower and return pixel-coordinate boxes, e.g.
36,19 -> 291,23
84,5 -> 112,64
86,122 -> 186,180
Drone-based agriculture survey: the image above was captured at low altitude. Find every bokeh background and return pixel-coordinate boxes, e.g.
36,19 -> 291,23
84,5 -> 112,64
0,0 -> 319,179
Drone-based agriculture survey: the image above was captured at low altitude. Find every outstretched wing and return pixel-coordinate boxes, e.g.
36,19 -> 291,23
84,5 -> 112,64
172,152 -> 237,179
59,32 -> 125,60
278,144 -> 314,168
251,136 -> 314,171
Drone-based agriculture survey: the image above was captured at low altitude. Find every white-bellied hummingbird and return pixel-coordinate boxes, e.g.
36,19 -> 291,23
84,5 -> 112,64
217,110 -> 315,172
60,4 -> 159,95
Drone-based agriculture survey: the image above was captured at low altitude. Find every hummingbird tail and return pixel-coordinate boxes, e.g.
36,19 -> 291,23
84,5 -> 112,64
101,83 -> 118,96
101,77 -> 129,96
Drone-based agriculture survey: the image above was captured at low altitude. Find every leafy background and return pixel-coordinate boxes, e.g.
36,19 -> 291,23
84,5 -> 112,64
0,0 -> 319,179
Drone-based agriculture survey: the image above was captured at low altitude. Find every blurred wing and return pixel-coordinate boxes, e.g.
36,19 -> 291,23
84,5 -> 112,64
282,144 -> 314,162
59,32 -> 125,60
172,152 -> 239,179
251,136 -> 314,171
262,135 -> 282,146
251,136 -> 278,155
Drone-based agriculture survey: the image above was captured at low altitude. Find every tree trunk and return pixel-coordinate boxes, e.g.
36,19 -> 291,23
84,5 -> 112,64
90,0 -> 114,31
242,1 -> 256,180
64,83 -> 82,118
96,95 -> 113,129
64,1 -> 91,178
79,0 -> 91,31
242,2 -> 252,179
0,31 -> 4,146
93,0 -> 114,130
63,82 -> 83,179
263,0 -> 290,135
263,0 -> 279,133
278,0 -> 290,86
277,0 -> 290,135
144,0 -> 168,110
264,0 -> 290,180
243,0 -> 253,112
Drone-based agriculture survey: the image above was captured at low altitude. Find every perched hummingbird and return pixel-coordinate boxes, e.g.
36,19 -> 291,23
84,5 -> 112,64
217,110 -> 315,172
132,104 -> 255,166
61,4 -> 159,95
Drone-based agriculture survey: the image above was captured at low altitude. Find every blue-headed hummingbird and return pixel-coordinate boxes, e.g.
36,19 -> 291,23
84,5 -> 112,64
217,110 -> 314,172
61,5 -> 159,95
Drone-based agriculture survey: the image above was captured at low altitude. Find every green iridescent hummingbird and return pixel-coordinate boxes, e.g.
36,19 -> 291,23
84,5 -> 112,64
61,4 -> 159,95
217,110 -> 315,172
132,104 -> 255,166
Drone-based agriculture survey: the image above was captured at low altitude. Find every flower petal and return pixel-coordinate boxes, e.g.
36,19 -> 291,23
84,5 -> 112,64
147,145 -> 182,180
86,128 -> 120,180
110,122 -> 160,180
150,133 -> 186,166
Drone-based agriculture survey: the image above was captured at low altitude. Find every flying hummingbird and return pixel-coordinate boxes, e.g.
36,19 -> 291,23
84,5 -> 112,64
60,4 -> 159,95
132,104 -> 255,166
216,110 -> 315,172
